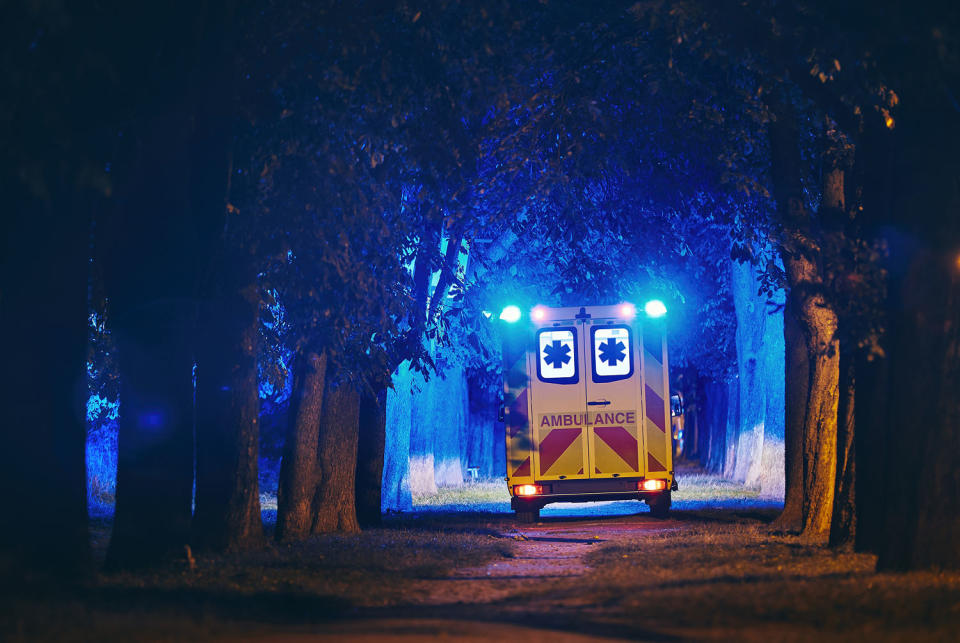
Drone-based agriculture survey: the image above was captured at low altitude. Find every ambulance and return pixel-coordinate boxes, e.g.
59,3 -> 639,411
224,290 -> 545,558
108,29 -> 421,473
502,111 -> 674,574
500,302 -> 676,522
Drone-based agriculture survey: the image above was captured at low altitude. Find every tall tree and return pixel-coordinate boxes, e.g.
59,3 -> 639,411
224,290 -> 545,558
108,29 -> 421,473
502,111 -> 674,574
102,3 -> 236,567
191,2 -> 266,554
0,0 -> 95,577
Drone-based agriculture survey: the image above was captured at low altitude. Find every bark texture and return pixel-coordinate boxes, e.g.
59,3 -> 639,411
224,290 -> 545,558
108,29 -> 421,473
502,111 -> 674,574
699,380 -> 730,474
276,351 -> 326,542
772,292 -> 809,532
730,257 -> 786,499
383,363 -> 414,511
312,383 -> 361,534
795,290 -> 840,545
768,98 -> 842,544
830,353 -> 856,548
193,286 -> 264,552
355,388 -> 387,527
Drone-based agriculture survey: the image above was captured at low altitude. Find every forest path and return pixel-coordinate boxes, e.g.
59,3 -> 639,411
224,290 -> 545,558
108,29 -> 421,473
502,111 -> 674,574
263,512 -> 691,643
453,513 -> 681,583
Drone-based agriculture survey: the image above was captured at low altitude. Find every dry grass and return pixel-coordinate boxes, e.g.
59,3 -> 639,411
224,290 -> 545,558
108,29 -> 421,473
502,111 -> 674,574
413,480 -> 508,508
8,471 -> 960,641
572,516 -> 960,639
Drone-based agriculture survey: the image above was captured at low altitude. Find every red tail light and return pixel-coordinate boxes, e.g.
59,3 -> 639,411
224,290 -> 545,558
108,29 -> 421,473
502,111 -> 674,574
514,484 -> 542,496
639,479 -> 667,492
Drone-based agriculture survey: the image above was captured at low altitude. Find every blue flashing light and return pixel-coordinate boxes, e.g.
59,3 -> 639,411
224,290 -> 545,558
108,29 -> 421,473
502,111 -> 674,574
644,299 -> 667,318
499,305 -> 522,323
139,411 -> 165,430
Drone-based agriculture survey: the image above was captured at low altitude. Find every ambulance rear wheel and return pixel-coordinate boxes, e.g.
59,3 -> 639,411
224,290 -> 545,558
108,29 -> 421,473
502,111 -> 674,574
516,508 -> 540,523
648,491 -> 671,518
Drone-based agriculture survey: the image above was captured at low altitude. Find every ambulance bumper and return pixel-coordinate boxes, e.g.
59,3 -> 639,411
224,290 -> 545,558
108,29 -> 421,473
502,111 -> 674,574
511,491 -> 644,510
510,477 -> 676,510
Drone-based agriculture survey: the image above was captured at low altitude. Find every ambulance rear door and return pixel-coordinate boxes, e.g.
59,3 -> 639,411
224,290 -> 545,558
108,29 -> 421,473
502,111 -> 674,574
584,318 -> 643,478
530,320 -> 589,480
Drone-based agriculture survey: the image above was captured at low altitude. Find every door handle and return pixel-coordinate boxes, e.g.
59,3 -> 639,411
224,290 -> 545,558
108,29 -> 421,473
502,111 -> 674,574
588,400 -> 611,406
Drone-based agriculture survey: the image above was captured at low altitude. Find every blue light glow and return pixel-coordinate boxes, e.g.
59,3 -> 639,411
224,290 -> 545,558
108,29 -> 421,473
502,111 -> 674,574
139,411 -> 165,430
644,299 -> 667,318
499,305 -> 522,323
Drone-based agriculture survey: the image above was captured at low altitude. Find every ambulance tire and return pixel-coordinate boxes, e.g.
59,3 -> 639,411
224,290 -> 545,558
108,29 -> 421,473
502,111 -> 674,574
516,508 -> 540,523
648,491 -> 671,518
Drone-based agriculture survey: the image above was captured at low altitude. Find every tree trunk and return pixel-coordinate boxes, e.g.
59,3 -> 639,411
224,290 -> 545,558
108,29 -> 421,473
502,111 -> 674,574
276,351 -> 326,542
0,182 -> 90,582
877,250 -> 960,569
722,377 -> 740,479
103,110 -> 200,570
312,383 -> 361,534
793,276 -> 840,545
854,350 -> 887,554
830,351 -> 856,548
409,367 -> 438,495
909,258 -> 960,568
188,2 -> 253,551
767,97 -> 842,544
193,286 -> 264,552
107,310 -> 196,569
383,362 -> 414,512
355,388 -> 387,527
772,290 -> 809,532
700,380 -> 728,473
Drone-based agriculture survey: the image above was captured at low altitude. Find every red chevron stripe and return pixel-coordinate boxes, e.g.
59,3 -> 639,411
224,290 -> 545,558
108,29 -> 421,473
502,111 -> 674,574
512,457 -> 530,478
648,452 -> 666,472
595,425 -> 639,471
645,384 -> 666,432
538,428 -> 580,474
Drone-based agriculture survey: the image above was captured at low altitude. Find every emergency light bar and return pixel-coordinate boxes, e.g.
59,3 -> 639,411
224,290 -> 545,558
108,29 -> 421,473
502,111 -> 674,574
499,305 -> 521,323
644,299 -> 667,318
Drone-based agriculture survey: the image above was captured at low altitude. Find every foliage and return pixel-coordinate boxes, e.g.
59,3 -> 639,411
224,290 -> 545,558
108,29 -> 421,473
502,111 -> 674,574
86,305 -> 120,512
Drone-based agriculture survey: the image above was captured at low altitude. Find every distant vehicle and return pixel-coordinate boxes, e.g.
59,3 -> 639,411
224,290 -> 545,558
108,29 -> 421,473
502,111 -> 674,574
498,302 -> 676,522
671,393 -> 684,459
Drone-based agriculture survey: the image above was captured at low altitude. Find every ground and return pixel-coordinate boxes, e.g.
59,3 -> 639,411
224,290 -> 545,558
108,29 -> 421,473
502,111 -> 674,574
5,466 -> 960,641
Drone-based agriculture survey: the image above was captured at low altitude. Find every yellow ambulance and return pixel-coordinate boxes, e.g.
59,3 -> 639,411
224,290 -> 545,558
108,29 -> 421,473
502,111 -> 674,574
500,302 -> 676,522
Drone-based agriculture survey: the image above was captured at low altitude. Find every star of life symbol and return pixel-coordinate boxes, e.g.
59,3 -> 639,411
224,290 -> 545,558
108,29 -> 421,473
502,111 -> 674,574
594,327 -> 631,377
598,337 -> 626,366
539,329 -> 576,380
543,339 -> 571,368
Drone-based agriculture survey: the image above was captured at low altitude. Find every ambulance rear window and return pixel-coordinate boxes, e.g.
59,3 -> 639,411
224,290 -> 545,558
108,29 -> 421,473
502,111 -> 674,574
591,325 -> 633,382
536,327 -> 579,385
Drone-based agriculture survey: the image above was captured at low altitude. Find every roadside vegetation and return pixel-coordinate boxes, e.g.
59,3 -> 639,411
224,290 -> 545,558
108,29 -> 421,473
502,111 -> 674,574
12,471 -> 959,641
579,518 -> 960,639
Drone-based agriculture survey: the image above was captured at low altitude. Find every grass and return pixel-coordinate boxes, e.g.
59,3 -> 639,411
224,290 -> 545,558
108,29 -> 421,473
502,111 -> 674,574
674,471 -> 763,501
19,467 -> 959,641
102,527 -> 514,599
409,470 -> 765,510
5,517 -> 518,642
412,480 -> 508,508
572,514 -> 960,639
